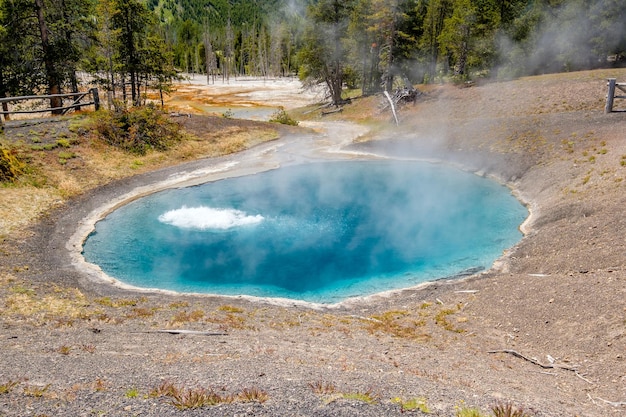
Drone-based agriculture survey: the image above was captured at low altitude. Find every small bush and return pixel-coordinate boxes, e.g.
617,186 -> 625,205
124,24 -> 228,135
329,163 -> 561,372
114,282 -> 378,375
269,107 -> 298,126
92,104 -> 183,155
0,145 -> 25,182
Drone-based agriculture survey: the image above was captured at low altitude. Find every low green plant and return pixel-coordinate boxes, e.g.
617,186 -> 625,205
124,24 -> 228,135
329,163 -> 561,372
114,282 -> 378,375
391,396 -> 430,413
222,109 -> 234,119
56,139 -> 71,148
58,150 -> 77,165
269,107 -> 298,126
218,305 -> 244,313
456,406 -> 488,417
0,380 -> 19,394
125,387 -> 140,398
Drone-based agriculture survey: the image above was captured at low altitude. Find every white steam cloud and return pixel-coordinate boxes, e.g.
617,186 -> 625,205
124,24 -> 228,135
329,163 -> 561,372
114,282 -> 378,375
158,206 -> 264,230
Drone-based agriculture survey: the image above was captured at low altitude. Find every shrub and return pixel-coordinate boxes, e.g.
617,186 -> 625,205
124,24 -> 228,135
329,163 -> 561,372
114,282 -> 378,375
92,104 -> 183,155
269,107 -> 298,126
0,145 -> 24,182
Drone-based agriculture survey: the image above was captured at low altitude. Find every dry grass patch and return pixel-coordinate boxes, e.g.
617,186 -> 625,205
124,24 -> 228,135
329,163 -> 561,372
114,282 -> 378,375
169,309 -> 205,326
0,187 -> 62,236
149,381 -> 269,410
364,310 -> 430,341
2,282 -> 96,326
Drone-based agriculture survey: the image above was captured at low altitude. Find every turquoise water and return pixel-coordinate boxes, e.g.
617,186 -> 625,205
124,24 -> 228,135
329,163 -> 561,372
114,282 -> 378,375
82,161 -> 527,303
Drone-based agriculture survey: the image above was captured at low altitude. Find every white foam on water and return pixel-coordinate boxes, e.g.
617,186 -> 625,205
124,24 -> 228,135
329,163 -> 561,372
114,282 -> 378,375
158,206 -> 263,230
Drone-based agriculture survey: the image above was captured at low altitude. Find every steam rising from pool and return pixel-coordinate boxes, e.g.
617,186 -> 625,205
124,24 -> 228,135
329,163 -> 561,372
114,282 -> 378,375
158,206 -> 264,230
82,161 -> 527,304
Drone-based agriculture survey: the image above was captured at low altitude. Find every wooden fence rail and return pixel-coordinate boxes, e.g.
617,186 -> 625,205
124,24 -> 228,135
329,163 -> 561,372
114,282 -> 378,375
605,78 -> 626,113
0,88 -> 100,124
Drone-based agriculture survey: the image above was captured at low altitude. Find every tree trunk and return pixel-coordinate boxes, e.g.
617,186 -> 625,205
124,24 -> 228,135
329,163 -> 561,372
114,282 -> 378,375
0,71 -> 10,121
34,0 -> 63,114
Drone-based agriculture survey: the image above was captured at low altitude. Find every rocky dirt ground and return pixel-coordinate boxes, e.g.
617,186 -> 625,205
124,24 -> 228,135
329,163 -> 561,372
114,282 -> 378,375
0,69 -> 625,416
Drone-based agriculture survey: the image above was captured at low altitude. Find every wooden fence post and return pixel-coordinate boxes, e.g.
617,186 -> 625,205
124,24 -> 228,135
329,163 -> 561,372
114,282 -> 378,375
91,88 -> 100,111
605,78 -> 616,113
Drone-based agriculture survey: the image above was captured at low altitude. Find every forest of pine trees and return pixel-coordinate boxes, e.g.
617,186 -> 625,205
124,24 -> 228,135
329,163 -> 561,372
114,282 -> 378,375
0,0 -> 624,106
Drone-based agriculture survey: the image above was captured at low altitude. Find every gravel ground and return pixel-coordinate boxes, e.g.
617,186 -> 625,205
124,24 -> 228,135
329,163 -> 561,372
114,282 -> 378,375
1,70 -> 626,416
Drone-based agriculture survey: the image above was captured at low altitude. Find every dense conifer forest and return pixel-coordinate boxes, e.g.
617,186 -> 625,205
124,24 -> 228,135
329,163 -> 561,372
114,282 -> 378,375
0,0 -> 624,106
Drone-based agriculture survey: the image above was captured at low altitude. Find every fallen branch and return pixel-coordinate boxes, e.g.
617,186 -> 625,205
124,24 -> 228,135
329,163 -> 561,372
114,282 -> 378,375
488,349 -> 578,371
349,315 -> 382,323
489,350 -> 593,384
596,397 -> 626,407
383,91 -> 399,126
321,108 -> 343,116
138,329 -> 228,336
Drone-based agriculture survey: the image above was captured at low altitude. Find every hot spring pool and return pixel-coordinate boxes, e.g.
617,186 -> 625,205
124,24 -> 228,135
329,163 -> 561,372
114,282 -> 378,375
82,160 -> 527,303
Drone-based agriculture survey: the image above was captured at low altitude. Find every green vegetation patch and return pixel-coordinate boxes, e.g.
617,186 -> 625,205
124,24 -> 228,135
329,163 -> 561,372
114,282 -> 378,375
0,145 -> 25,182
269,107 -> 299,126
90,105 -> 184,155
391,396 -> 430,413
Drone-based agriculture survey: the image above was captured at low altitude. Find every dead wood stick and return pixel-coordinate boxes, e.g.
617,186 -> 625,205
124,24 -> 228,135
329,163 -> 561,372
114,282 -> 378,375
321,108 -> 343,116
137,329 -> 228,336
574,371 -> 594,384
596,397 -> 626,407
349,315 -> 382,323
488,349 -> 577,371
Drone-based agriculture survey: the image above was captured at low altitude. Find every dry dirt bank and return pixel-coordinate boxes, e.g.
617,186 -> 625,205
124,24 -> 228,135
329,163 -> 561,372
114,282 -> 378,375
1,70 -> 625,416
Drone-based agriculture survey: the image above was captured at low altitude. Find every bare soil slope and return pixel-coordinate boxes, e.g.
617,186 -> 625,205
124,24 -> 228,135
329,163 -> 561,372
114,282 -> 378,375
1,70 -> 625,416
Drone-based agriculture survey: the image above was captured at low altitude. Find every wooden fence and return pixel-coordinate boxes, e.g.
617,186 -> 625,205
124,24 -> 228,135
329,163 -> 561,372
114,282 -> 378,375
605,78 -> 626,113
0,88 -> 100,125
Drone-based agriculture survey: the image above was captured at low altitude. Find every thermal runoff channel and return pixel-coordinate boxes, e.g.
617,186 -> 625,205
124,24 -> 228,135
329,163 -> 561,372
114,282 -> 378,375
82,161 -> 527,303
